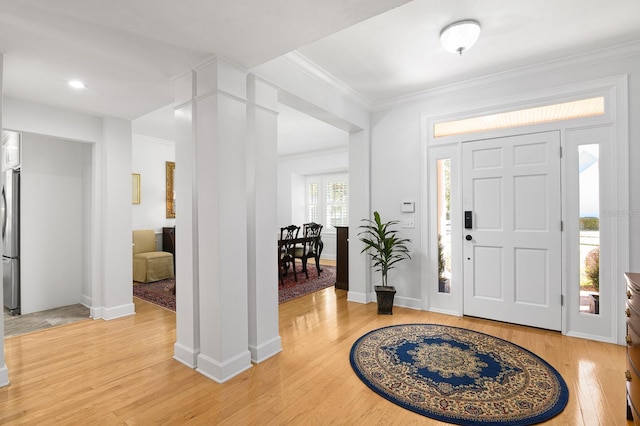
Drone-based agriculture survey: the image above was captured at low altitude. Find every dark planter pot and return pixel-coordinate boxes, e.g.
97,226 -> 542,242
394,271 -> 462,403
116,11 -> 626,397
375,285 -> 396,315
438,278 -> 450,293
590,294 -> 600,314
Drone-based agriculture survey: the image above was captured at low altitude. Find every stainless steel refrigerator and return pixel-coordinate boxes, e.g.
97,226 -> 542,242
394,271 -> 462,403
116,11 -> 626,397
2,167 -> 20,315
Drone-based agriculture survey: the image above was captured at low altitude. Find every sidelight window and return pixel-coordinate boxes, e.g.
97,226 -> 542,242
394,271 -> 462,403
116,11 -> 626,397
437,159 -> 452,293
578,144 -> 600,315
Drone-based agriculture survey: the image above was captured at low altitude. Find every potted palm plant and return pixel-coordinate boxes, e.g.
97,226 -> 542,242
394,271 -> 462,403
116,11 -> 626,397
358,211 -> 411,314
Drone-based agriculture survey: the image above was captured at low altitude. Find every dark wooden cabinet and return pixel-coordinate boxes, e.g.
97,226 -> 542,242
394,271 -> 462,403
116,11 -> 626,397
163,227 -> 176,269
626,272 -> 640,424
335,226 -> 349,290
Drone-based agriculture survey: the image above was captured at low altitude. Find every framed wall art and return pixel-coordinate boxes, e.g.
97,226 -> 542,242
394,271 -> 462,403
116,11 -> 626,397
166,161 -> 175,218
132,173 -> 141,204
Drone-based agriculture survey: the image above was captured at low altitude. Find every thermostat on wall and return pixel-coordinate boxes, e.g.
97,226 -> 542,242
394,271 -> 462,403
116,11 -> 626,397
401,201 -> 415,213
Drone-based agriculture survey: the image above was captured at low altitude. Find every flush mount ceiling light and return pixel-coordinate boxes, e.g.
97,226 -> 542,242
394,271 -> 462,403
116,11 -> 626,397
68,79 -> 87,89
440,20 -> 481,55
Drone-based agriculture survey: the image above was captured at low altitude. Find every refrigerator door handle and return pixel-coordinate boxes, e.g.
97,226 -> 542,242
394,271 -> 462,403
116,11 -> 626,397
1,185 -> 6,240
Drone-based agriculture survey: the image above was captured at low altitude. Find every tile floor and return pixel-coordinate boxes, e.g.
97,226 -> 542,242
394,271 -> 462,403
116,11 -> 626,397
4,304 -> 91,337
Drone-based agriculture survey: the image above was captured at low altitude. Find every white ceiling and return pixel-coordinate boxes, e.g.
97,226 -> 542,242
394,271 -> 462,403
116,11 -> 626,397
297,0 -> 640,104
3,0 -> 640,154
0,0 -> 409,119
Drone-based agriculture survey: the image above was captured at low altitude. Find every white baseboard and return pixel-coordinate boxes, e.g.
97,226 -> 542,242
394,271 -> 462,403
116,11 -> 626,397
351,291 -> 422,311
565,331 -> 617,344
347,291 -> 368,304
91,303 -> 135,320
90,306 -> 103,319
428,307 -> 462,317
393,296 -> 422,310
196,350 -> 252,383
249,336 -> 282,363
0,364 -> 8,387
81,294 -> 92,310
174,342 -> 199,368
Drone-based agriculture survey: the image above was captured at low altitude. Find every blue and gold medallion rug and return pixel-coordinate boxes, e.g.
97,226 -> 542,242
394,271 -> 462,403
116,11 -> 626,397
350,324 -> 568,425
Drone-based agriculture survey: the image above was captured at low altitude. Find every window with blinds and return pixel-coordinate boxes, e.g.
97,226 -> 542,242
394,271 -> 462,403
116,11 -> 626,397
306,173 -> 348,232
326,180 -> 348,228
307,182 -> 319,223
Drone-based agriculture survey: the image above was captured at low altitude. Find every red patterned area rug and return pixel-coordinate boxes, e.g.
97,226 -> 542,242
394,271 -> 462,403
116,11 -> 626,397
133,280 -> 176,311
133,265 -> 336,311
279,265 -> 336,304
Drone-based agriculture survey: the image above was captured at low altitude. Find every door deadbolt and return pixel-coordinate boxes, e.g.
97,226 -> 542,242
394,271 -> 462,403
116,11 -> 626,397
465,235 -> 473,241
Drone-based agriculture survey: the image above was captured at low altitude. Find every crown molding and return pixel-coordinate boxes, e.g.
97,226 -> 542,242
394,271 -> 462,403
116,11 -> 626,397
373,40 -> 640,112
283,40 -> 640,115
132,133 -> 175,146
277,145 -> 348,161
282,51 -> 372,111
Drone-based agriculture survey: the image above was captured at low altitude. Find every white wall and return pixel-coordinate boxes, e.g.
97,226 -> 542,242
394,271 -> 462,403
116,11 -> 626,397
132,105 -> 175,142
0,53 -> 9,388
3,97 -> 102,143
277,148 -> 348,259
369,50 -> 640,304
369,105 -> 423,299
20,133 -> 91,314
81,138 -> 93,305
132,134 -> 176,233
4,96 -> 102,311
3,97 -> 134,321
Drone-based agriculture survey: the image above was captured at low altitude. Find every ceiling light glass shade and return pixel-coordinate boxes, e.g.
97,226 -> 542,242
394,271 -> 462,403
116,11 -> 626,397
440,20 -> 481,55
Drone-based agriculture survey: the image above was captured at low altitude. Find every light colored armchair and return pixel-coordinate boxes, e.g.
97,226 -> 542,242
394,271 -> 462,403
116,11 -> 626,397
132,229 -> 174,283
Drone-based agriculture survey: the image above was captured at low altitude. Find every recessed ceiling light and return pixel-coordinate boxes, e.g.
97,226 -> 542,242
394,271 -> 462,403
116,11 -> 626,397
68,80 -> 87,89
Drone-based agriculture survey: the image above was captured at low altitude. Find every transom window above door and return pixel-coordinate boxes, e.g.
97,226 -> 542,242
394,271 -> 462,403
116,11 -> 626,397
434,96 -> 604,138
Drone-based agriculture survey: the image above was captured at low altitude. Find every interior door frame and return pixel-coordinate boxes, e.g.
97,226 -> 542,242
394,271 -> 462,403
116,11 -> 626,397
422,75 -> 628,344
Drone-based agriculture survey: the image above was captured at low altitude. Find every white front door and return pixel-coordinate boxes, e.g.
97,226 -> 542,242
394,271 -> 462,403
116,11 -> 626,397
462,131 -> 562,330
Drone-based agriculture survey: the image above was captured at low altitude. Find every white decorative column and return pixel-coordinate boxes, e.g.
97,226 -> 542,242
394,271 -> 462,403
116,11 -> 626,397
194,57 -> 252,382
0,53 -> 9,387
347,129 -> 372,303
173,70 -> 200,368
98,117 -> 135,319
246,74 -> 281,362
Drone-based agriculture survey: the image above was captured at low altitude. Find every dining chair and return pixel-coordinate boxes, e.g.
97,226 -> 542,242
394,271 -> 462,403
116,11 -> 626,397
279,224 -> 300,284
294,222 -> 324,279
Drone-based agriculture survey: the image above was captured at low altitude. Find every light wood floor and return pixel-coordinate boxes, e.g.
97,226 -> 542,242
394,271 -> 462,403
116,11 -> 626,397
0,285 -> 630,425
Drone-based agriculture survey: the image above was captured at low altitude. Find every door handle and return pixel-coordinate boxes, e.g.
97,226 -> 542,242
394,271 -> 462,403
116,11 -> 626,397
465,235 -> 473,241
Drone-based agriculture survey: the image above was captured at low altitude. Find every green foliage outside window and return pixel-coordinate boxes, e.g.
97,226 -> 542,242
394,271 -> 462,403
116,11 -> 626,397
579,217 -> 599,231
584,247 -> 599,292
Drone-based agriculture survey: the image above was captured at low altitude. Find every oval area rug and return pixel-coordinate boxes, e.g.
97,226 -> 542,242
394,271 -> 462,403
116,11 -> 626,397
350,324 -> 568,425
